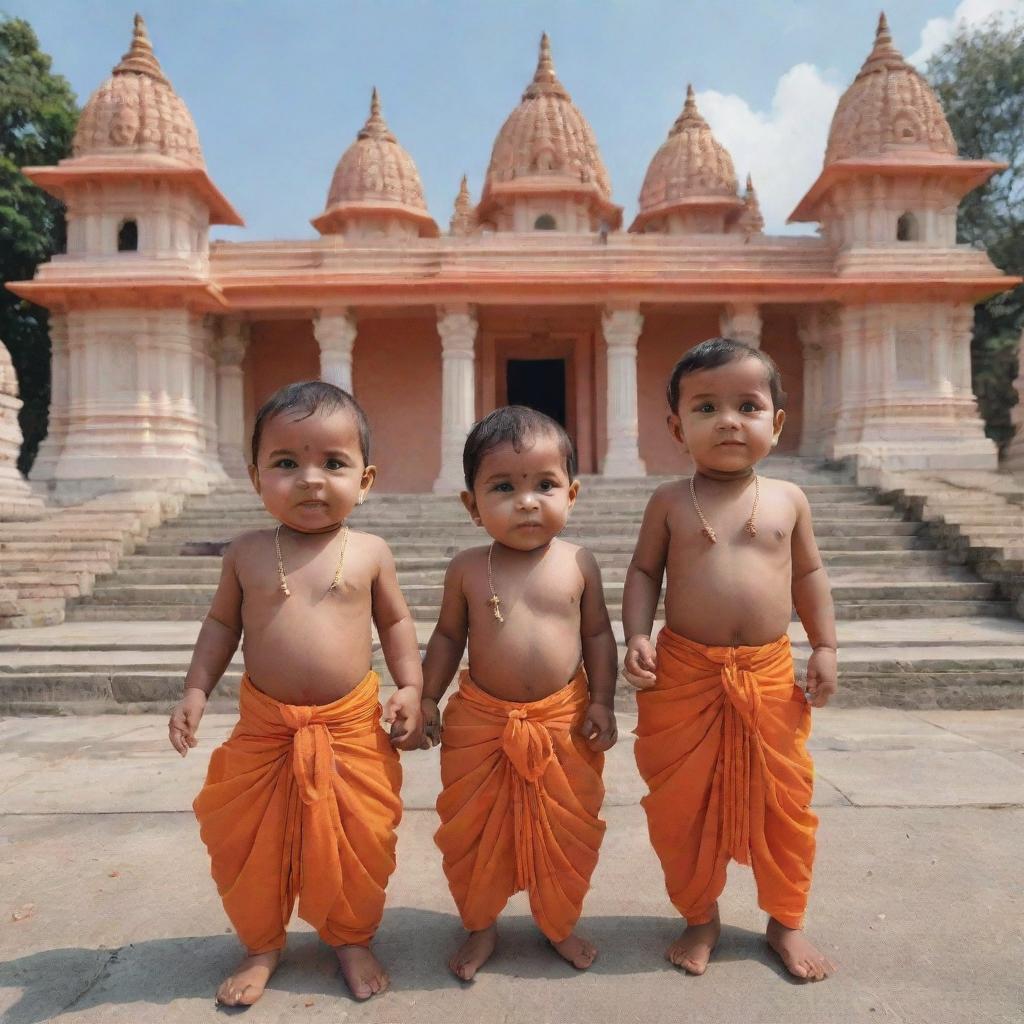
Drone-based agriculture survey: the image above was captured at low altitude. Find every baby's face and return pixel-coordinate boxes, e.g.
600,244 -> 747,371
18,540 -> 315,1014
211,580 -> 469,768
462,433 -> 579,551
249,409 -> 374,533
668,356 -> 785,475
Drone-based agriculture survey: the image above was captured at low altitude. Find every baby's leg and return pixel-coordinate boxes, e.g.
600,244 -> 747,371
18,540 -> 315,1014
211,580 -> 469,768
216,949 -> 282,1007
550,931 -> 597,970
666,904 -> 721,975
450,923 -> 499,981
765,918 -> 836,981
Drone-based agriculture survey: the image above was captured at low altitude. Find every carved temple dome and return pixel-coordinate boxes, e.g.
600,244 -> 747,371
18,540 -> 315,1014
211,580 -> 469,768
825,13 -> 957,165
73,14 -> 204,168
631,85 -> 742,233
477,34 -> 621,229
312,89 -> 438,237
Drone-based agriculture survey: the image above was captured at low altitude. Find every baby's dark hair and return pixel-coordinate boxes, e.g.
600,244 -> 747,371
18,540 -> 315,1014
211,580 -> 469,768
666,337 -> 786,412
251,381 -> 371,466
463,405 -> 578,490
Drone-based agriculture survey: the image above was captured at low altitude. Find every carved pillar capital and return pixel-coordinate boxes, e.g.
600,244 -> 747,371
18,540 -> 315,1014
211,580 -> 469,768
214,320 -> 249,368
437,306 -> 478,353
314,309 -> 357,393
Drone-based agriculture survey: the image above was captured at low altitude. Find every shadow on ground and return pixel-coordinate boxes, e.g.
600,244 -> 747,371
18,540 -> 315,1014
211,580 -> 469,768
0,909 -> 791,1023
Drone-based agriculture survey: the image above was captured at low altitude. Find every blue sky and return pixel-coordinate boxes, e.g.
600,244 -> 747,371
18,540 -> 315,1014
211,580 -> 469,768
8,1 -> 1022,240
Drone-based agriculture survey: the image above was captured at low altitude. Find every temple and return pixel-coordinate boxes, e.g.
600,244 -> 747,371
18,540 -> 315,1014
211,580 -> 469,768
8,13 -> 1017,499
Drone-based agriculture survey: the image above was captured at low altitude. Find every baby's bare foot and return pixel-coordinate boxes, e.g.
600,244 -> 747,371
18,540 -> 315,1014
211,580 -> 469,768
666,911 -> 721,975
449,924 -> 497,981
335,944 -> 389,1000
766,918 -> 836,981
551,932 -> 597,969
215,949 -> 281,1006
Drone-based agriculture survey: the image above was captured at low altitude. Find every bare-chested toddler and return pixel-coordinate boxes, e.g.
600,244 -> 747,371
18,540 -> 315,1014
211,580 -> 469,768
168,381 -> 422,1006
622,338 -> 838,982
419,406 -> 618,981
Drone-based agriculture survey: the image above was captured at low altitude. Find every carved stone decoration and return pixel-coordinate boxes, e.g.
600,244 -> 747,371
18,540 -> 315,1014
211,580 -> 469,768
0,339 -> 45,519
313,88 -> 438,237
638,85 -> 739,215
450,175 -> 475,236
72,14 -> 204,167
484,34 -> 612,197
825,13 -> 957,165
736,174 -> 765,239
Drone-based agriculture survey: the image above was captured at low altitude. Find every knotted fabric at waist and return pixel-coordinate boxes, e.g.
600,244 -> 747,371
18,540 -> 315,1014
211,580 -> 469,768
237,671 -> 382,806
456,669 -> 589,783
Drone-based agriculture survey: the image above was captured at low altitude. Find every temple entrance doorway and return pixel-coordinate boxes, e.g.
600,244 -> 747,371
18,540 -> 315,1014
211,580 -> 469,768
506,358 -> 567,426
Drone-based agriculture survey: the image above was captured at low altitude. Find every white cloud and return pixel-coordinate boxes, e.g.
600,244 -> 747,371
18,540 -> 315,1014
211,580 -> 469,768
908,0 -> 1024,66
696,65 -> 842,234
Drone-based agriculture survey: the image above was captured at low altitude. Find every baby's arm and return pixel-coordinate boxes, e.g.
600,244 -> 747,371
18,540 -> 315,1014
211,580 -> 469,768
622,486 -> 671,688
578,549 -> 618,751
420,554 -> 470,747
168,542 -> 244,756
790,486 -> 838,708
371,538 -> 424,749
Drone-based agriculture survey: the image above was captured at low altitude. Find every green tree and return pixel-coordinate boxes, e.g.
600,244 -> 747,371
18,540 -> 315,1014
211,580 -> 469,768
0,16 -> 77,472
926,16 -> 1024,451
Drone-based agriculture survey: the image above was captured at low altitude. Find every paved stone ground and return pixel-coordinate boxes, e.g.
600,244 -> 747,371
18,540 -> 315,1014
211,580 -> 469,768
1,707 -> 1022,1024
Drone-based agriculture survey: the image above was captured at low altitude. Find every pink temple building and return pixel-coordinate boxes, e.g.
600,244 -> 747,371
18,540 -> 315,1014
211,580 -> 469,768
8,14 -> 1017,499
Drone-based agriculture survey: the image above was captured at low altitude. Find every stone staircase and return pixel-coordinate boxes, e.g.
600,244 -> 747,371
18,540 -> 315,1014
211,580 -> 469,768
67,457 -> 1012,625
3,456 -> 1021,713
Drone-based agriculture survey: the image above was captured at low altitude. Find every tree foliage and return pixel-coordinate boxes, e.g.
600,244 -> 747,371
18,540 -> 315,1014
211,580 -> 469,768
926,16 -> 1024,451
0,17 -> 77,472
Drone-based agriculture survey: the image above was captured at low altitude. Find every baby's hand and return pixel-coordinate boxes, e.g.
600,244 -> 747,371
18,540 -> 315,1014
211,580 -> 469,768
580,702 -> 618,752
623,635 -> 658,689
168,688 -> 207,757
383,686 -> 423,750
419,697 -> 442,749
805,647 -> 838,708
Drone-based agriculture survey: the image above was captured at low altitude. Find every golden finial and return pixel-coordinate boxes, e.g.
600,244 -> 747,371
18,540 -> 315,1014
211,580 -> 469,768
358,86 -> 395,141
524,31 -> 568,99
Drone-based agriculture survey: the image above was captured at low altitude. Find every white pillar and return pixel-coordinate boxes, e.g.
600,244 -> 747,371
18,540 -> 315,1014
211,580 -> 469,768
601,307 -> 646,477
797,311 -> 825,457
720,303 -> 762,348
433,306 -> 478,493
314,309 -> 357,393
29,313 -> 69,483
1004,329 -> 1024,476
216,321 -> 250,477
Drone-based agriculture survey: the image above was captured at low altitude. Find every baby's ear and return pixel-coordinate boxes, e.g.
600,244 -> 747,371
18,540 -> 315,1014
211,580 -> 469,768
666,413 -> 687,451
460,489 -> 482,525
247,463 -> 261,494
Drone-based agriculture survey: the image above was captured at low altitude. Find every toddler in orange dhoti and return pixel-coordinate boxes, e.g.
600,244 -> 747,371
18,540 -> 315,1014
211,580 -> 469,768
420,406 -> 618,981
622,339 -> 838,981
168,382 -> 423,1006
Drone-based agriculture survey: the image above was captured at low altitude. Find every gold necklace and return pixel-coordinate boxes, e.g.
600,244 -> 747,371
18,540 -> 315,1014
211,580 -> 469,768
689,474 -> 759,544
486,541 -> 505,623
274,524 -> 349,597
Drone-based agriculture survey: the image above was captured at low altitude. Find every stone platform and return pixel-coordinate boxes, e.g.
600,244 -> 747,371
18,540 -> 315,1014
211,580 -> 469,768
0,706 -> 1021,1024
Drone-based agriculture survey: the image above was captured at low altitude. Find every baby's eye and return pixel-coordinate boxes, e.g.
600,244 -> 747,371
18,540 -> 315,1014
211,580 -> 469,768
537,479 -> 556,492
273,458 -> 297,469
740,402 -> 759,413
697,403 -> 715,414
493,482 -> 514,492
325,459 -> 345,470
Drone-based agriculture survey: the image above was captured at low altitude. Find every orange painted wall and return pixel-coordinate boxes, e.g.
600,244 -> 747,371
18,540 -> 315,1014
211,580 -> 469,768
353,315 -> 441,492
760,309 -> 803,454
243,319 -> 320,453
636,308 -> 721,474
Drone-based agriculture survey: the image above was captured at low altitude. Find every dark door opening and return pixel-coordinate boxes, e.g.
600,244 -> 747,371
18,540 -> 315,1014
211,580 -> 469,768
506,359 -> 567,426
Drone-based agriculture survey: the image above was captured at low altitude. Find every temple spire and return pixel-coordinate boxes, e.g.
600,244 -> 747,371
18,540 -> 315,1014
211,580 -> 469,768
671,84 -> 709,135
524,32 -> 569,99
450,174 -> 474,235
358,87 -> 395,142
113,13 -> 169,84
858,9 -> 905,75
738,174 -> 765,238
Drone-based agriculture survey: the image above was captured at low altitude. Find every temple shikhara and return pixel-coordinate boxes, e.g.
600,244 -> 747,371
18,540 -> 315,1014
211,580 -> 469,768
7,13 -> 1018,498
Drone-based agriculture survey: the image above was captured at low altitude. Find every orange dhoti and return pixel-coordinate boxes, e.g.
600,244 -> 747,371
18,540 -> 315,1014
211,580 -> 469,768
634,629 -> 817,930
193,671 -> 402,954
434,670 -> 606,942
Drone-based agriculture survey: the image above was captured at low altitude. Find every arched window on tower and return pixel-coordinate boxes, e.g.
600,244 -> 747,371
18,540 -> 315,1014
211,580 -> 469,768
534,214 -> 557,231
896,212 -> 920,242
117,219 -> 139,252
